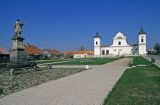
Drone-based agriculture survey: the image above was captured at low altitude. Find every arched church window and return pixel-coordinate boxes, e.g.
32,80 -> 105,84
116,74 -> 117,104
141,38 -> 144,43
106,50 -> 109,55
141,36 -> 144,43
96,41 -> 98,45
118,41 -> 121,45
102,50 -> 105,55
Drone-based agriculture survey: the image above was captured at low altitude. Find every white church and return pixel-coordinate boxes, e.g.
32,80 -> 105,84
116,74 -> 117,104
94,28 -> 147,56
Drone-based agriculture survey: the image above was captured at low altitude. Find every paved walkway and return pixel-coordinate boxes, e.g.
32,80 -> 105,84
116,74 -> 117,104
0,58 -> 132,105
51,65 -> 98,69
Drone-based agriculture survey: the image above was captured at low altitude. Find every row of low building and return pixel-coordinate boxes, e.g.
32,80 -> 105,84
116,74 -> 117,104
64,50 -> 94,58
0,44 -> 94,63
0,48 -> 10,63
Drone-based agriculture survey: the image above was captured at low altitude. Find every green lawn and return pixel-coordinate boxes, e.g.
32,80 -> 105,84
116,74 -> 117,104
130,56 -> 151,66
35,58 -> 119,65
103,57 -> 160,105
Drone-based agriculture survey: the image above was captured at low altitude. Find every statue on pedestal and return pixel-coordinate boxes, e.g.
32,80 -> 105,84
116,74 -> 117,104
10,19 -> 27,65
13,19 -> 24,38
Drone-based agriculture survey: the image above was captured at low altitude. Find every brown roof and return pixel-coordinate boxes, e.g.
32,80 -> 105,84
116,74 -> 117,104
0,48 -> 9,55
43,49 -> 61,54
24,44 -> 42,55
64,50 -> 94,55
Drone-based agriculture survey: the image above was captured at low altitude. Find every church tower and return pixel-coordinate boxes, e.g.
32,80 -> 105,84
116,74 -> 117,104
94,32 -> 101,56
138,28 -> 147,55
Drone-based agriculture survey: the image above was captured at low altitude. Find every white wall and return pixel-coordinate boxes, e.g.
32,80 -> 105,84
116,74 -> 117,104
138,34 -> 147,55
94,37 -> 101,46
138,34 -> 146,44
138,44 -> 147,55
112,39 -> 129,46
112,32 -> 129,47
73,54 -> 88,58
94,47 -> 101,56
101,46 -> 134,56
94,37 -> 101,55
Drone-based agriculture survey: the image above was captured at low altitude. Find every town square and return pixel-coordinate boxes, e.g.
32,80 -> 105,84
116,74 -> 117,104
0,0 -> 160,105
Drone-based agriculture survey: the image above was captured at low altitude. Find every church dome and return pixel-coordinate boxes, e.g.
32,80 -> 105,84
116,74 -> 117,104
94,32 -> 101,38
138,28 -> 146,35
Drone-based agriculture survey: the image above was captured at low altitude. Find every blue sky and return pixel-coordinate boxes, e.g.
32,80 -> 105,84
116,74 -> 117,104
0,0 -> 160,51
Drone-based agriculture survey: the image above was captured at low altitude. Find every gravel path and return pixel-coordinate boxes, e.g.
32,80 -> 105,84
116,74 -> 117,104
0,58 -> 132,105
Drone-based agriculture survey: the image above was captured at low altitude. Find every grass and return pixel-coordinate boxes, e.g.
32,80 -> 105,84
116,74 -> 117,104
35,58 -> 119,65
0,68 -> 85,97
103,56 -> 160,105
130,56 -> 151,66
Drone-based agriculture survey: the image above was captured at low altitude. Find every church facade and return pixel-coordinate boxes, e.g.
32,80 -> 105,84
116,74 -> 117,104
94,28 -> 147,56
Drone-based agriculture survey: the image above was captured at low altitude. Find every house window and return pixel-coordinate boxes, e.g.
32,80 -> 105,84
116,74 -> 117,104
118,41 -> 121,45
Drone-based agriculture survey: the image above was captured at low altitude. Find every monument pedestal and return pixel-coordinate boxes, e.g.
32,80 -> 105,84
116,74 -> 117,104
10,36 -> 27,64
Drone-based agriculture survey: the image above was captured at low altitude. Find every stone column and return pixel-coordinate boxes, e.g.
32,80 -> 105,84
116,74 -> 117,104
10,36 -> 27,64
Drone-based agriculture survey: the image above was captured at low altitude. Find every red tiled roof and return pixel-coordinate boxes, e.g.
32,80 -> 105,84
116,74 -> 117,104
64,50 -> 94,55
0,48 -> 9,55
24,44 -> 42,55
43,49 -> 61,54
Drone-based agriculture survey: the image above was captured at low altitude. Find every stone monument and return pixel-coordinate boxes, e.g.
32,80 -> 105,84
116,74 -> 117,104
10,19 -> 27,64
